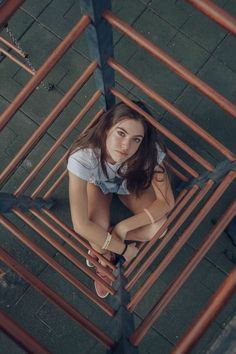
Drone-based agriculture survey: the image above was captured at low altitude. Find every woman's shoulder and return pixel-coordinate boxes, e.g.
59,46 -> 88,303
68,147 -> 99,169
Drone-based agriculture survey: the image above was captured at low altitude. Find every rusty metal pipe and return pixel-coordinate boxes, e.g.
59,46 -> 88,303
15,105 -> 103,197
0,213 -> 115,316
0,248 -> 114,348
127,171 -> 235,314
0,47 -> 34,74
166,149 -> 199,178
42,208 -> 116,271
0,60 -> 97,187
108,58 -> 235,161
0,15 -> 90,131
111,89 -> 214,171
130,199 -> 236,346
187,0 -> 236,36
0,36 -> 27,57
103,11 -> 236,117
124,186 -> 198,277
0,0 -> 25,28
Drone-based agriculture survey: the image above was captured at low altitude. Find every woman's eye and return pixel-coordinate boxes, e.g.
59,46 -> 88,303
117,130 -> 125,137
134,138 -> 141,143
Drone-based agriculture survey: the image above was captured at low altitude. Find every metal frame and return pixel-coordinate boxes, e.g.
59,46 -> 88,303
0,0 -> 235,353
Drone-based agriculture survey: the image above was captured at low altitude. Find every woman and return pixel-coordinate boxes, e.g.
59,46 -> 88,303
67,101 -> 175,298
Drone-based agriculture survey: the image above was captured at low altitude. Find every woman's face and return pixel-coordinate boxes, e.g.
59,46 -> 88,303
105,118 -> 145,164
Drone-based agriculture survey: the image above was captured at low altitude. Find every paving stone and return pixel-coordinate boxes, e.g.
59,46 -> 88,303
21,0 -> 53,18
112,0 -> 146,44
133,7 -> 177,48
0,330 -> 27,354
6,8 -> 34,40
224,0 -> 236,17
180,2 -> 227,52
142,0 -> 194,28
127,51 -> 187,103
214,33 -> 236,73
38,0 -> 78,38
165,31 -> 209,73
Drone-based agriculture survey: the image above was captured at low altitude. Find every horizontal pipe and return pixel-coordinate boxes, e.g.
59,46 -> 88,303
108,58 -> 235,161
0,248 -> 114,349
0,213 -> 115,316
171,268 -> 236,354
29,208 -> 115,282
0,36 -> 27,57
0,0 -> 25,28
1,60 -> 97,188
187,0 -> 236,36
164,161 -> 189,182
30,108 -> 104,198
130,199 -> 236,346
0,47 -> 34,74
166,149 -> 199,178
0,310 -> 50,354
0,14 -> 90,131
103,11 -> 236,118
111,88 -> 215,171
43,208 -> 116,271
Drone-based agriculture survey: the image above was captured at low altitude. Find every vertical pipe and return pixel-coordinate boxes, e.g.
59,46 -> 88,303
80,0 -> 115,109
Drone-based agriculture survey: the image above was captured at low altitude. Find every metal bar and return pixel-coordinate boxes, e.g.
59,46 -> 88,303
42,208 -> 116,271
13,207 -> 115,292
43,170 -> 67,199
127,171 -> 235,313
80,0 -> 115,109
0,36 -> 27,57
0,213 -> 115,316
108,58 -> 235,161
126,181 -> 213,294
187,0 -> 236,36
0,14 -> 90,131
130,200 -> 236,346
0,0 -> 25,28
166,149 -> 199,178
171,268 -> 236,354
103,11 -> 236,118
0,60 -> 97,187
124,185 -> 199,278
111,89 -> 215,171
164,161 -> 189,182
0,248 -> 114,349
0,310 -> 50,354
14,91 -> 101,198
30,208 -> 115,281
0,47 -> 34,74
33,107 -> 106,200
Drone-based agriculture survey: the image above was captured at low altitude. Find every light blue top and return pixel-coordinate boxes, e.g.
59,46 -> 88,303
67,146 -> 165,195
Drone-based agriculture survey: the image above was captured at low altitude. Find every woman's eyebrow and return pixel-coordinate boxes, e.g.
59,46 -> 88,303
117,126 -> 144,138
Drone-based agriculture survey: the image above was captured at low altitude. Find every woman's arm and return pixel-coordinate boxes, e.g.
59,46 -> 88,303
69,172 -> 139,259
113,165 -> 175,240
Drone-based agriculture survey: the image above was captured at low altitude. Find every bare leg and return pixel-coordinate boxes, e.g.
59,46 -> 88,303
87,183 -> 112,255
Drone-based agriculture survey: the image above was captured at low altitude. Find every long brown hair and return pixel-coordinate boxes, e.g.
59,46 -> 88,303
68,101 -> 166,195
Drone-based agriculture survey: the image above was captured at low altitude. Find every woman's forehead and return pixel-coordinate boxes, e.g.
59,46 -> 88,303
112,118 -> 145,135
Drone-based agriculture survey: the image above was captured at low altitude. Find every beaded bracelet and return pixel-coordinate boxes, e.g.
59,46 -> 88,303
143,208 -> 155,224
101,232 -> 112,250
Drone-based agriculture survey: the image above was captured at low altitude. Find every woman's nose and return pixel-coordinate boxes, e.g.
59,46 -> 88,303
121,138 -> 130,152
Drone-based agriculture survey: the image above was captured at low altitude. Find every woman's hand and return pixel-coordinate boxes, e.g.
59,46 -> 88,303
123,243 -> 139,262
112,221 -> 128,241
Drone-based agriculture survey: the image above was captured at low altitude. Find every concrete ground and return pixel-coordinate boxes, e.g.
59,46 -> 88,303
0,0 -> 236,353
